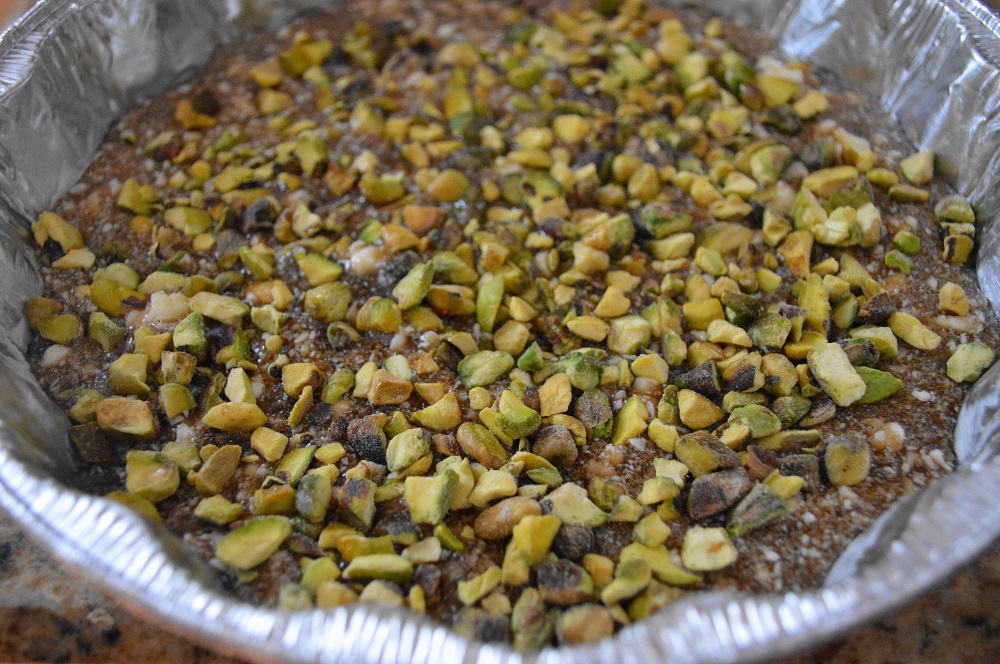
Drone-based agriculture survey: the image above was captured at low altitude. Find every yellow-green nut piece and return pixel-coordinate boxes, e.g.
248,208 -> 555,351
512,514 -> 561,567
607,315 -> 652,355
426,169 -> 470,202
387,428 -> 431,473
727,483 -> 789,537
600,558 -> 652,606
404,470 -> 458,525
457,422 -> 509,468
194,495 -> 244,525
190,291 -> 249,326
458,350 -> 514,388
496,390 -> 541,439
934,194 -> 976,224
172,312 -> 207,361
540,482 -> 608,528
824,432 -> 871,486
95,397 -> 158,440
276,446 -> 316,486
393,263 -> 434,310
160,382 -> 196,418
108,353 -> 150,396
90,278 -> 146,318
855,366 -> 902,404
304,282 -> 351,323
88,312 -> 125,353
675,431 -> 740,477
475,273 -> 506,333
677,389 -> 725,430
900,149 -> 934,185
250,305 -> 288,334
194,444 -> 242,496
215,516 -> 291,571
888,312 -> 941,351
411,392 -> 462,431
612,395 -> 649,446
947,343 -> 995,382
806,343 -> 867,407
551,353 -> 601,391
943,234 -> 975,264
295,473 -> 332,523
125,450 -> 179,503
163,206 -> 213,236
355,296 -> 402,333
511,588 -> 555,651
556,604 -> 614,645
343,553 -> 414,584
294,252 -> 343,286
680,526 -> 738,571
619,542 -> 701,587
203,402 -> 267,433
727,404 -> 781,438
458,566 -> 503,606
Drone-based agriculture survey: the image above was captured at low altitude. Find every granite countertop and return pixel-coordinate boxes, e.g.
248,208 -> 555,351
0,507 -> 997,663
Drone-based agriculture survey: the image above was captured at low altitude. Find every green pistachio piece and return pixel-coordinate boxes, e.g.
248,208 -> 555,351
125,451 -> 179,503
164,206 -> 213,236
727,483 -> 788,537
160,382 -> 196,418
458,350 -> 514,388
386,428 -> 432,473
855,366 -> 902,404
295,473 -> 332,523
355,296 -> 402,333
606,315 -> 652,355
611,395 -> 648,446
728,404 -> 782,438
194,495 -> 244,525
475,273 -> 506,333
496,390 -> 542,439
824,433 -> 871,486
807,343 -> 867,407
215,516 -> 292,571
934,194 -> 976,224
946,343 -> 995,382
404,470 -> 458,525
392,263 -> 433,310
539,482 -> 607,528
294,252 -> 343,286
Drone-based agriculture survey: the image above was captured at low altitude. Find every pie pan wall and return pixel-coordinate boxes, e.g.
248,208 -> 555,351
2,1 -> 1000,662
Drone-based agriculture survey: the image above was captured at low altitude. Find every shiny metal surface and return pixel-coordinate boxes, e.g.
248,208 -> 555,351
2,1 -> 1000,662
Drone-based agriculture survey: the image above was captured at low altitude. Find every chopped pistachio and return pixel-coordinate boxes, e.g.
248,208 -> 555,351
947,343 -> 995,382
824,433 -> 871,486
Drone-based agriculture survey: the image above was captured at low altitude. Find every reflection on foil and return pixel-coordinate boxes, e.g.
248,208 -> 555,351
2,1 -> 1000,662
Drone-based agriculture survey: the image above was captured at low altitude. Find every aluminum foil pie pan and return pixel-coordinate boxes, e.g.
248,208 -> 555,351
2,1 -> 1000,662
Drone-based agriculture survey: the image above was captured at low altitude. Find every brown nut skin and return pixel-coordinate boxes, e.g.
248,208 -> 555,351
474,496 -> 542,539
532,425 -> 578,468
686,468 -> 752,520
537,560 -> 593,605
552,524 -> 595,561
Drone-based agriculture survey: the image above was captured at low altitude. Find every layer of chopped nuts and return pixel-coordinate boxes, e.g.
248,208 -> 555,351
25,0 -> 998,649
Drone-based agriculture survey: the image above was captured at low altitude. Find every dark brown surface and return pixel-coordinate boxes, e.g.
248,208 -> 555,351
1,507 -> 998,663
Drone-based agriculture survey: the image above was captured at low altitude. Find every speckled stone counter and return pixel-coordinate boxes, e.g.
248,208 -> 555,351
0,508 -> 997,663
